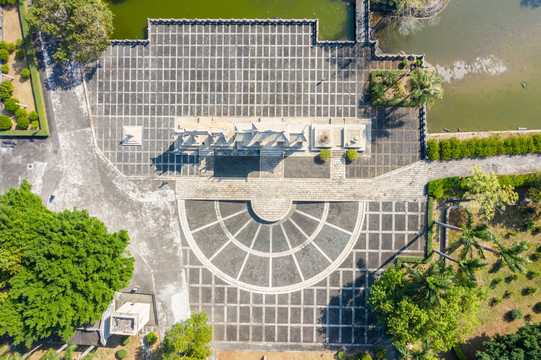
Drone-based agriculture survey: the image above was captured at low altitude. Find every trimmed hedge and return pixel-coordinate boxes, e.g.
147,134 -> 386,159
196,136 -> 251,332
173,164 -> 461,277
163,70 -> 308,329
346,149 -> 359,162
370,70 -> 416,107
427,134 -> 541,161
4,98 -> 20,112
319,149 -> 331,162
1,80 -> 14,99
20,68 -> 31,79
146,332 -> 158,345
16,116 -> 29,129
1,0 -> 49,136
116,349 -> 127,359
428,173 -> 541,201
1,64 -> 9,73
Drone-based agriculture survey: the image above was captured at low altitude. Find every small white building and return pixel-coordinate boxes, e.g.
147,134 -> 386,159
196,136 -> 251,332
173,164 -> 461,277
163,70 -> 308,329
109,302 -> 150,336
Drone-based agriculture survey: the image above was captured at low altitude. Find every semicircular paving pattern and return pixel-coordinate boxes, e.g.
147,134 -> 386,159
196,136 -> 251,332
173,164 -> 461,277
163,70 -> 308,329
179,200 -> 366,293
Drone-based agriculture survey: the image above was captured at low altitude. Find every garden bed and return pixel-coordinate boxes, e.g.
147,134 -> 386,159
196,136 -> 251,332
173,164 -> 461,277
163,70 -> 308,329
0,0 -> 48,137
370,70 -> 416,107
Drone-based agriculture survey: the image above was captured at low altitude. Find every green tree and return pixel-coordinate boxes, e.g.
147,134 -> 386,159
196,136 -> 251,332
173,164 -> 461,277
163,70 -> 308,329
476,322 -> 541,360
456,258 -> 487,284
465,164 -> 518,221
368,265 -> 485,355
404,262 -> 454,304
409,69 -> 444,107
446,224 -> 497,260
26,0 -> 114,64
0,181 -> 134,347
494,239 -> 530,274
162,312 -> 213,360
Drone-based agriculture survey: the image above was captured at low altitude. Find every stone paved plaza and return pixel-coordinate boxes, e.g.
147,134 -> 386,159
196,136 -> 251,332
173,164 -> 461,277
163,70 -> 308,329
181,199 -> 425,350
85,18 -> 422,179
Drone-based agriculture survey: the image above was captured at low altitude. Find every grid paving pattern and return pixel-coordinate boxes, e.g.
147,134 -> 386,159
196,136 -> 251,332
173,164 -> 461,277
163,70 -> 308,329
181,199 -> 426,350
87,21 -> 375,178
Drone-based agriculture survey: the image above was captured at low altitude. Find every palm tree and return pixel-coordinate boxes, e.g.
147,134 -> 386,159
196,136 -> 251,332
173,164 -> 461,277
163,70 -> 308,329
457,258 -> 487,283
404,262 -> 454,304
446,224 -> 498,260
494,240 -> 530,273
409,69 -> 443,107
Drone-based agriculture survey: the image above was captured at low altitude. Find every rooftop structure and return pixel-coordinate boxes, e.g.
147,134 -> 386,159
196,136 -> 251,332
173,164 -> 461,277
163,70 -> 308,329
109,302 -> 150,336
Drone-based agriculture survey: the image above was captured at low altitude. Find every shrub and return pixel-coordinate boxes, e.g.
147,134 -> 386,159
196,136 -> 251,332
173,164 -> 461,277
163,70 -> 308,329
15,108 -> 28,119
4,98 -> 20,112
20,68 -> 31,79
534,302 -> 541,313
319,149 -> 331,162
530,253 -> 540,261
510,309 -> 523,320
0,115 -> 12,130
0,49 -> 9,62
490,277 -> 503,288
28,110 -> 39,121
116,349 -> 127,359
527,270 -> 540,280
523,287 -> 538,295
490,297 -> 502,306
30,120 -> 39,129
15,50 -> 25,60
16,117 -> 29,129
361,354 -> 373,360
15,39 -> 23,47
346,149 -> 358,162
146,332 -> 158,345
401,58 -> 408,68
6,42 -> 16,52
506,274 -> 519,283
0,0 -> 17,5
374,345 -> 386,359
122,337 -> 130,346
1,64 -> 9,73
503,290 -> 514,299
0,80 -> 13,99
427,138 -> 440,161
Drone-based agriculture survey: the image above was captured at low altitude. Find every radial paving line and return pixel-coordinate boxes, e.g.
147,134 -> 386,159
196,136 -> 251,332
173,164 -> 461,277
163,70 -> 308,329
179,200 -> 367,294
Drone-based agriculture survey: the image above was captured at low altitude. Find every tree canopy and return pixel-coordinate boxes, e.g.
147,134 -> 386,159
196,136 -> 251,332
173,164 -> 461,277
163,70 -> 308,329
368,264 -> 485,355
0,181 -> 134,347
162,312 -> 213,360
466,164 -> 518,221
409,69 -> 444,107
476,322 -> 541,360
26,0 -> 114,64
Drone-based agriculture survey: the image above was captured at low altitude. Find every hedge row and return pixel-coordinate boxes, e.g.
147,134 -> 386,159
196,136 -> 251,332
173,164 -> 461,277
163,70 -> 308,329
370,70 -> 415,107
427,134 -> 541,161
1,0 -> 49,136
427,173 -> 541,200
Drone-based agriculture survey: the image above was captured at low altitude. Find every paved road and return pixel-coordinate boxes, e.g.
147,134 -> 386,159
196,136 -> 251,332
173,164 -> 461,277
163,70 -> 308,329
175,154 -> 541,202
0,57 -> 190,334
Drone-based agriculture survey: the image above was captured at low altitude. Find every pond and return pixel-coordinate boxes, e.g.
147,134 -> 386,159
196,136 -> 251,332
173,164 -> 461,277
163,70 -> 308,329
106,0 -> 354,41
376,0 -> 541,132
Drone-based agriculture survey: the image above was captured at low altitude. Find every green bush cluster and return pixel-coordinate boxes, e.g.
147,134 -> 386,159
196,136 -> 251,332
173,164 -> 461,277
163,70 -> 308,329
523,287 -> 538,295
1,64 -> 9,73
370,70 -> 415,107
503,290 -> 514,299
534,302 -> 541,312
20,68 -> 31,79
116,349 -> 128,359
16,116 -> 29,129
0,49 -> 9,62
0,115 -> 12,130
4,98 -> 20,112
1,80 -> 14,99
122,336 -> 130,346
28,110 -> 39,121
15,49 -> 25,60
346,149 -> 359,162
427,172 -> 541,200
427,134 -> 541,161
0,41 -> 16,52
146,332 -> 158,345
319,149 -> 331,162
30,120 -> 39,129
490,297 -> 502,306
15,108 -> 27,119
16,39 -> 23,48
510,309 -> 524,320
526,270 -> 540,280
0,0 -> 17,5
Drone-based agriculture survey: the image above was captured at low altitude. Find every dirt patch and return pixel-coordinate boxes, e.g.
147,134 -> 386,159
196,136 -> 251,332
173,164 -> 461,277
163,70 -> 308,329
2,5 -> 36,121
218,351 -> 337,360
91,335 -> 143,360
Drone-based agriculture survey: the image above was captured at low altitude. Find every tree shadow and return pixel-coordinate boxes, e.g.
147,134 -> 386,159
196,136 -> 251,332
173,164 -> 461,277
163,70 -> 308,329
520,0 -> 541,8
370,106 -> 407,140
316,256 -> 396,358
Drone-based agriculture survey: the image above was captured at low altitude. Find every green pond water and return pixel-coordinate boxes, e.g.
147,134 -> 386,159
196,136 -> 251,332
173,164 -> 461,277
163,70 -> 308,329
106,0 -> 354,41
376,0 -> 541,132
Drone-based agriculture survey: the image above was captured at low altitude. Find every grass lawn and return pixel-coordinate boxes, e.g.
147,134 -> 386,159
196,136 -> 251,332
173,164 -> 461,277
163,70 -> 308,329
446,205 -> 541,359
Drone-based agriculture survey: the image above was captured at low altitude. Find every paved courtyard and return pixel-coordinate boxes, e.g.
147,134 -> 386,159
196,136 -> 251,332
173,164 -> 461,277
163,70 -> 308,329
181,199 -> 426,350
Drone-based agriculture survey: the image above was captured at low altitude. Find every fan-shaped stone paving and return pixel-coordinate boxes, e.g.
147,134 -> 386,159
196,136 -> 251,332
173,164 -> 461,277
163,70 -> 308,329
179,200 -> 365,293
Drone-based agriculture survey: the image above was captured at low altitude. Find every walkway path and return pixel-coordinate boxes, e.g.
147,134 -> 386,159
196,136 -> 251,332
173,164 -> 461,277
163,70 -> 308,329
176,154 -> 541,202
